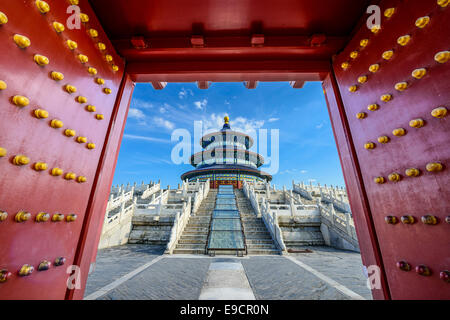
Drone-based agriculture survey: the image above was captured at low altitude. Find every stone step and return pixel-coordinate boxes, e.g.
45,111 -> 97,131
206,249 -> 246,256
246,239 -> 275,244
284,240 -> 325,246
188,220 -> 211,224
183,231 -> 209,236
186,223 -> 210,227
242,221 -> 265,226
245,233 -> 273,239
243,227 -> 270,232
173,248 -> 206,255
247,248 -> 281,255
184,226 -> 209,232
175,243 -> 206,250
178,238 -> 207,244
189,216 -> 211,219
246,243 -> 277,249
128,239 -> 168,245
180,233 -> 208,239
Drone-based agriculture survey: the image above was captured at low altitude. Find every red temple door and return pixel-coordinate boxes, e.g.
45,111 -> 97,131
324,0 -> 449,299
0,1 -> 133,299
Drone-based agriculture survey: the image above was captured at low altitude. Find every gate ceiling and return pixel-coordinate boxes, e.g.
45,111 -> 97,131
89,0 -> 372,83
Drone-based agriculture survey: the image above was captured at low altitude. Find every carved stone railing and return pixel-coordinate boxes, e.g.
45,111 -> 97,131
292,182 -> 313,200
192,179 -> 210,214
320,192 -> 351,213
243,181 -> 261,216
243,181 -> 287,253
141,182 -> 161,199
106,188 -> 134,212
102,199 -> 135,234
318,202 -> 358,246
259,197 -> 287,253
165,197 -> 192,254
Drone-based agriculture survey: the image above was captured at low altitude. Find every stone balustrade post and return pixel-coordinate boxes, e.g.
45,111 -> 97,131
345,213 -> 352,236
158,197 -> 163,215
289,196 -> 295,217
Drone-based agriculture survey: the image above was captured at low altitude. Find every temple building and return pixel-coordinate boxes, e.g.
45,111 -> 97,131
181,116 -> 272,188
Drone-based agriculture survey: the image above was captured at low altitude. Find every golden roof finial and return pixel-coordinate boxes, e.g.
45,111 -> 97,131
224,115 -> 229,124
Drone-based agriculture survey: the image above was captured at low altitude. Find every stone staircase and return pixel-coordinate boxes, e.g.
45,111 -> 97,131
128,215 -> 174,245
172,190 -> 218,254
278,219 -> 325,249
235,190 -> 281,255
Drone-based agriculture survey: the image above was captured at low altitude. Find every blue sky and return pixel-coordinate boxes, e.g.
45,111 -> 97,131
112,81 -> 345,189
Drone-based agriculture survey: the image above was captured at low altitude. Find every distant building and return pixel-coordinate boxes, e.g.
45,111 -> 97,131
181,116 -> 272,188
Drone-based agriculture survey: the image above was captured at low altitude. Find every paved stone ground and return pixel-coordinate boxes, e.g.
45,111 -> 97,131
242,256 -> 349,300
288,246 -> 372,300
99,257 -> 211,300
84,244 -> 372,300
84,244 -> 166,296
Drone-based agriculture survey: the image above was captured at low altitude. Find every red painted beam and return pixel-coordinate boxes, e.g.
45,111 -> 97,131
151,81 -> 168,90
251,34 -> 265,47
310,34 -> 327,47
130,36 -> 148,49
244,80 -> 258,89
126,59 -> 330,82
191,35 -> 205,48
197,81 -> 211,89
111,36 -> 347,61
290,80 -> 305,89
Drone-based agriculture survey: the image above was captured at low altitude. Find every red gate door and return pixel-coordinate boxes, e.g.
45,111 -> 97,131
325,0 -> 449,299
0,1 -> 132,299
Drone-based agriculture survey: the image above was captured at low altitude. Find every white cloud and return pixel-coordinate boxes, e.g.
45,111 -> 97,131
123,134 -> 170,143
315,122 -> 325,129
201,113 -> 265,135
131,99 -> 154,109
279,168 -> 308,175
154,117 -> 175,130
179,87 -> 193,99
194,99 -> 208,110
159,106 -> 166,113
268,118 -> 279,122
128,108 -> 146,120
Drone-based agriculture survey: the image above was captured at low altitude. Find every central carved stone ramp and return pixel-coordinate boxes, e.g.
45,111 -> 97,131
235,189 -> 281,255
173,190 -> 218,254
206,185 -> 246,256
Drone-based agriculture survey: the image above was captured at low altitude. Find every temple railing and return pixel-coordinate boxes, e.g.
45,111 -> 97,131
165,197 -> 192,254
318,202 -> 358,244
243,181 -> 287,253
293,181 -> 350,212
320,192 -> 351,213
102,198 -> 135,233
192,179 -> 210,214
260,197 -> 287,253
141,182 -> 161,199
292,182 -> 314,200
106,188 -> 134,212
